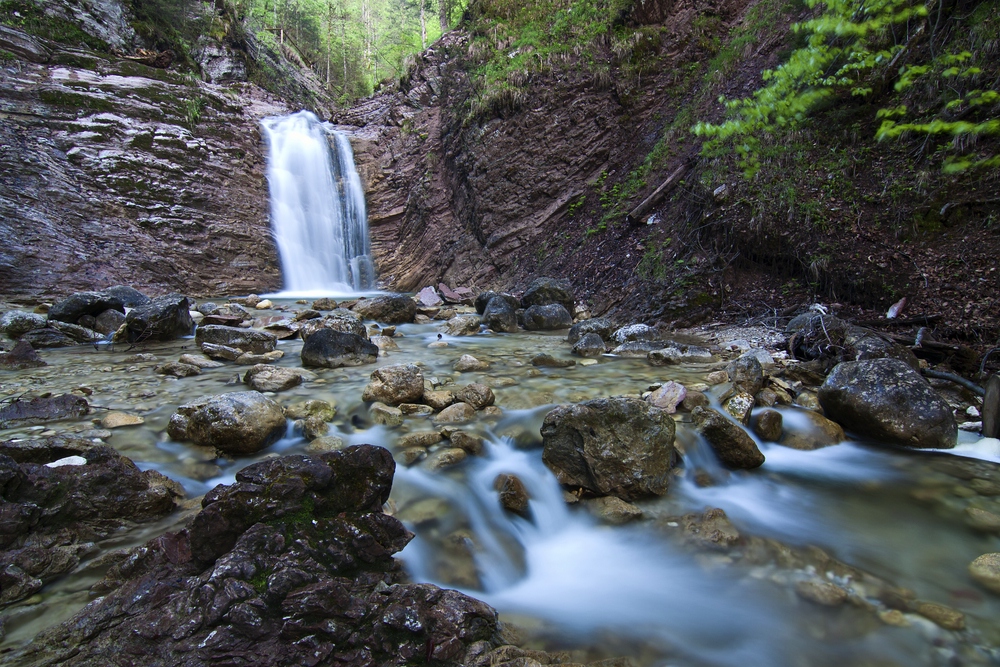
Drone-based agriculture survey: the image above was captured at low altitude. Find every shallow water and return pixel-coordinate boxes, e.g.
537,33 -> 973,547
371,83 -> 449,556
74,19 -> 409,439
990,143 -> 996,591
2,301 -> 999,665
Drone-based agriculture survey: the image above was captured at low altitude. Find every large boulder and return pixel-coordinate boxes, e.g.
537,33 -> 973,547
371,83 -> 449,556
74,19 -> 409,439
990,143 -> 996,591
362,364 -> 424,406
167,391 -> 287,456
566,317 -> 613,344
195,324 -> 278,354
118,294 -> 194,342
352,294 -> 417,324
47,291 -> 123,325
540,397 -> 676,500
9,447 -> 502,667
482,296 -> 518,333
0,311 -> 46,339
522,304 -> 573,331
521,277 -> 574,312
19,326 -> 76,348
0,394 -> 89,429
475,291 -> 519,315
298,309 -> 367,339
571,332 -> 606,357
301,330 -> 379,368
817,358 -> 957,449
692,407 -> 765,469
442,314 -> 482,336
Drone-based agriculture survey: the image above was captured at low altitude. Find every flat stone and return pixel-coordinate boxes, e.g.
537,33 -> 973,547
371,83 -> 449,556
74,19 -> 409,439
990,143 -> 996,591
795,580 -> 848,606
646,381 -> 686,414
235,350 -> 284,365
915,601 -> 965,630
100,412 -> 144,429
455,383 -> 495,410
370,402 -> 404,426
178,354 -> 224,369
399,403 -> 434,416
428,447 -> 467,470
154,362 -> 202,378
423,390 -> 455,411
449,430 -> 485,455
966,507 -> 1000,534
969,553 -> 1000,593
398,432 -> 443,448
434,402 -> 476,424
305,436 -> 346,453
531,354 -> 575,368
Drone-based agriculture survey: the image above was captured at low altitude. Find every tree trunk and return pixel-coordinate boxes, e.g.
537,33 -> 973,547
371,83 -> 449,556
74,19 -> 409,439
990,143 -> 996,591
420,0 -> 427,49
439,0 -> 448,32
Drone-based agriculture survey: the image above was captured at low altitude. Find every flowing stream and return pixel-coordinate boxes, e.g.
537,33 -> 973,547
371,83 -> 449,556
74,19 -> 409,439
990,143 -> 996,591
1,311 -> 999,666
261,111 -> 375,295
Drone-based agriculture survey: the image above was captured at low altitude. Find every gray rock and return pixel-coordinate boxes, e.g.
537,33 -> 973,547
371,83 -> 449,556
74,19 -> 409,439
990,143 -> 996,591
167,391 -> 286,456
520,277 -> 574,312
442,314 -> 482,336
0,24 -> 51,63
93,309 -> 127,335
818,358 -> 957,449
154,361 -> 202,378
612,340 -> 662,357
370,402 -> 404,426
299,310 -> 367,339
351,294 -> 416,324
177,354 -> 224,369
49,320 -> 102,343
572,332 -> 606,357
475,291 -> 519,315
243,365 -> 306,392
0,311 -> 46,339
567,317 -> 613,345
20,326 -> 76,348
482,296 -> 518,333
728,355 -> 764,395
47,291 -> 124,325
454,354 -> 489,372
433,402 -> 476,424
646,381 -> 686,414
200,343 -> 242,360
0,340 -> 46,370
416,286 -> 444,307
522,303 -> 573,331
531,353 -> 575,368
195,324 -> 277,354
0,394 -> 89,429
362,364 -> 424,405
301,329 -> 378,368
541,396 -> 676,500
455,383 -> 495,410
311,297 -> 338,310
118,294 -> 194,342
692,407 -> 765,469
611,323 -> 658,344
647,344 -> 714,365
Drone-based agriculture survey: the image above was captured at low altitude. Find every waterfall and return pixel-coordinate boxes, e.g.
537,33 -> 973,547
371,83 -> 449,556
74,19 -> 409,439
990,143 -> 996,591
261,110 -> 376,294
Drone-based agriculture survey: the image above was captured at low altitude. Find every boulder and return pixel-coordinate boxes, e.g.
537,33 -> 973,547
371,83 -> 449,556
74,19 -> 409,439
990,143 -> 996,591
100,285 -> 152,308
475,291 -> 519,315
692,407 -> 765,469
299,310 -> 368,339
301,330 -> 378,368
118,294 -> 194,342
778,411 -> 845,450
154,361 -> 202,377
455,383 -> 495,410
482,297 -> 518,333
752,410 -> 783,442
434,402 -> 476,424
243,365 -> 308,392
47,291 -> 124,324
648,344 -> 715,365
20,326 -> 76,348
572,332 -> 606,357
8,447 -> 501,666
49,320 -> 102,343
567,317 -> 614,345
0,311 -> 46,339
311,297 -> 338,310
442,314 -> 482,336
178,353 -> 224,369
728,355 -> 764,396
454,354 -> 489,372
195,324 -> 277,354
201,343 -> 243,361
285,399 -> 337,422
0,339 -> 46,370
362,364 -> 424,405
541,397 -> 676,500
522,303 -> 573,331
611,324 -> 659,344
521,277 -> 574,312
0,394 -> 89,429
93,309 -> 126,335
352,294 -> 416,324
416,286 -> 444,307
817,358 -> 957,449
167,391 -> 287,456
611,341 -> 662,357
424,390 -> 456,410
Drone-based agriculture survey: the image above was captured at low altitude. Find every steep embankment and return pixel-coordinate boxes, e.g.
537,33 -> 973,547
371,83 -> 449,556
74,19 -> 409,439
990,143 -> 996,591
0,0 -> 329,299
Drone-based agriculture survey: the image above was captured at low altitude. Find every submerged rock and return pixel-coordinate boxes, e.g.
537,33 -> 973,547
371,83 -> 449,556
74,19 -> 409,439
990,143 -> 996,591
818,358 -> 957,449
301,330 -> 378,368
442,314 -> 482,336
454,354 -> 490,372
243,365 -> 309,392
541,396 -> 676,500
362,364 -> 424,405
195,324 -> 278,354
167,391 -> 286,456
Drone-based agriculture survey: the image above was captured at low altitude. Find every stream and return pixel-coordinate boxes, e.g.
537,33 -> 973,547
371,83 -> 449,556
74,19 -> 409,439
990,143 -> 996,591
1,301 -> 999,666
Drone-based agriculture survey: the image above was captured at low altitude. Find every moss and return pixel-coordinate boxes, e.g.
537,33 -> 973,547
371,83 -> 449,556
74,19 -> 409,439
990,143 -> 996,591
0,1 -> 109,51
38,89 -> 114,112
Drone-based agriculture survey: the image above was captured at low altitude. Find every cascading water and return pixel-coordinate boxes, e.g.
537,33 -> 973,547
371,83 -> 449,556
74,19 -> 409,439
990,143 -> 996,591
261,110 -> 375,294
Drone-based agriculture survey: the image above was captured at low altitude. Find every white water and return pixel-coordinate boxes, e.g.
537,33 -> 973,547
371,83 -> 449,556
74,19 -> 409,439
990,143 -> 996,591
261,110 -> 376,294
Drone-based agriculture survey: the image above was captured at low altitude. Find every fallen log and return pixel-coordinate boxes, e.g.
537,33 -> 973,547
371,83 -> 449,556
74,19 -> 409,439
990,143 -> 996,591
625,159 -> 693,225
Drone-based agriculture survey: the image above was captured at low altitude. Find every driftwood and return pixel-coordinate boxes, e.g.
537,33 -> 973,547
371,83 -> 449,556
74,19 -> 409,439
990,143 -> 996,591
921,369 -> 985,397
625,159 -> 693,225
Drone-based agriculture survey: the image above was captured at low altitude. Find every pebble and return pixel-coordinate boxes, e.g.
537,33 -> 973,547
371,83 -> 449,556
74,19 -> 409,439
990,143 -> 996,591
100,412 -> 144,429
969,553 -> 1000,593
965,507 -> 1000,533
914,601 -> 965,630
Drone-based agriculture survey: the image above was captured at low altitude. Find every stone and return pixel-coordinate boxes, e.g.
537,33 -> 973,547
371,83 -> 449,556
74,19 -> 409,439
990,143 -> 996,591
482,296 -> 518,333
795,580 -> 848,606
455,383 -> 495,410
299,416 -> 329,440
416,286 -> 444,307
200,343 -> 243,361
370,402 -> 404,426
475,291 -> 519,315
969,553 -> 1000,593
177,353 -> 224,369
400,403 -> 434,416
100,412 -> 144,429
285,399 -> 336,421
439,283 -> 475,305
818,358 -> 957,449
424,390 -> 456,410
352,294 -> 417,323
47,290 -> 126,325
49,320 -> 102,343
371,334 -> 400,352
91,309 -> 126,336
434,402 -> 476,424
301,329 -> 379,368
738,347 -> 775,371
195,324 -> 277,354
0,339 -> 46,370
778,411 -> 845,450
566,317 -> 613,344
0,394 -> 89,429
648,344 -> 715,365
723,392 -> 755,425
572,332 -> 606,357
915,601 -> 965,630
167,391 -> 286,456
449,431 -> 485,455
254,299 -> 273,309
692,407 -> 765,469
646,381 -> 686,414
299,311 -> 368,339
399,432 -> 444,449
428,447 -> 468,469
753,410 -> 783,442
522,303 -> 573,331
243,365 -> 306,392
454,354 -> 489,372
235,350 -> 285,365
966,507 -> 1000,534
521,277 -> 574,312
611,323 -> 659,344
541,397 -> 676,500
531,354 -> 575,368
611,341 -> 662,357
117,294 -> 194,343
796,390 -> 822,411
587,496 -> 643,525
155,361 -> 202,377
398,447 -> 428,466
362,364 -> 424,405
0,311 -> 46,339
494,473 -> 530,516
442,314 -> 482,336
728,354 -> 764,396
21,326 -> 76,348
680,391 -> 710,412
311,297 -> 338,310
706,370 -> 729,385
305,435 -> 346,453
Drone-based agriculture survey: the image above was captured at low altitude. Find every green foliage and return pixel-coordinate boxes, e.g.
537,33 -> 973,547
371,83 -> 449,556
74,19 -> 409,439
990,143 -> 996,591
636,238 -> 673,281
0,0 -> 109,51
183,95 -> 204,128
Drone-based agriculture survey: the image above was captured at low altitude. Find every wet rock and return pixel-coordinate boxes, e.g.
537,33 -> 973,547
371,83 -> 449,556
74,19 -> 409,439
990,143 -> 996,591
541,396 -> 676,500
400,403 -> 434,416
572,332 -> 606,357
243,365 -> 308,392
520,277 -> 574,312
522,303 -> 573,331
611,341 -> 662,357
0,311 -> 46,339
362,364 -> 424,406
417,286 -> 444,307
311,297 -> 338,310
236,350 -> 284,365
494,473 -> 530,516
100,412 -> 144,429
10,447 -> 501,665
913,601 -> 965,630
439,284 -> 476,305
370,402 -> 404,426
424,390 -> 456,411
722,392 -> 755,425
648,344 -> 715,365
155,361 -> 202,377
692,407 -> 765,469
818,358 -> 957,449
567,317 -> 613,345
0,339 -> 46,370
449,431 -> 485,456
20,326 -> 76,348
796,390 -> 821,411
482,296 -> 518,333
371,334 -> 400,353
399,432 -> 444,449
969,553 -> 1000,593
706,370 -> 729,385
738,348 -> 775,372
795,580 -> 848,607
117,294 -> 194,342
0,435 -> 178,608
195,324 -> 278,354
728,355 -> 764,396
680,391 -> 710,412
299,311 -> 368,339
0,394 -> 89,429
101,286 -> 151,308
47,290 -> 125,325
201,342 -> 243,361
965,507 -> 1000,534
178,353 -> 224,369
254,299 -> 273,310
301,330 -> 379,368
434,402 -> 476,424
531,354 -> 575,368
586,496 -> 642,525
442,314 -> 482,336
306,435 -> 346,454
646,381 -> 686,414
352,294 -> 417,323
398,447 -> 429,466
49,320 -> 102,343
167,391 -> 286,456
454,354 -> 490,372
681,507 -> 741,550
611,323 -> 658,344
456,383 -> 495,410
474,291 -> 519,315
298,415 -> 330,440
428,447 -> 468,470
285,400 -> 336,422
845,328 -> 920,369
778,411 -> 845,450
752,410 -> 783,442
93,309 -> 127,336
